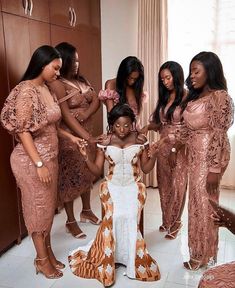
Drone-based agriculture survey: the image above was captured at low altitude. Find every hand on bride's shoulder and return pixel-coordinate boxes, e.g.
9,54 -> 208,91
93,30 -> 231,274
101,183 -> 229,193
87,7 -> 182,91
96,133 -> 112,146
136,133 -> 148,145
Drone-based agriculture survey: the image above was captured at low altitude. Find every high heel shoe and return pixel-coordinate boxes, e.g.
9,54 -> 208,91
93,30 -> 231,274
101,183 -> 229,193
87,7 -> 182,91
66,220 -> 87,239
80,209 -> 101,225
165,221 -> 182,240
159,225 -> 167,232
183,258 -> 203,271
34,256 -> 63,279
47,245 -> 65,269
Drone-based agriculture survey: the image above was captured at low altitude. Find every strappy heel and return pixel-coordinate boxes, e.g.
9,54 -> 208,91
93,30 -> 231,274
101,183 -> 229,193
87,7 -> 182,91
47,245 -> 65,269
34,256 -> 63,279
80,209 -> 101,225
183,258 -> 203,271
66,220 -> 87,239
165,221 -> 182,240
159,225 -> 167,232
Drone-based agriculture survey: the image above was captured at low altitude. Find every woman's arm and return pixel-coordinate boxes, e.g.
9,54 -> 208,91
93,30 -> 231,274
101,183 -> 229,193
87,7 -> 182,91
104,79 -> 116,112
18,132 -> 52,184
140,146 -> 157,174
79,143 -> 105,177
140,122 -> 161,134
140,136 -> 171,173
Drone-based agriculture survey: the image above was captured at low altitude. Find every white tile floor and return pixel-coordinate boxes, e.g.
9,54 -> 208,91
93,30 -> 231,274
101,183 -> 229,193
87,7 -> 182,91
0,182 -> 235,288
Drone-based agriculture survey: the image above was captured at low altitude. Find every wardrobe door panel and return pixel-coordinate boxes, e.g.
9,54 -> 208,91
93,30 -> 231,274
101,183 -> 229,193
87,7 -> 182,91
3,13 -> 30,89
0,12 -> 20,254
29,19 -> 50,54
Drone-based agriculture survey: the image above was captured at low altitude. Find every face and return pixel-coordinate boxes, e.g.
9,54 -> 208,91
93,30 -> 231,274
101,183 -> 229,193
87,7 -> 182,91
42,58 -> 62,82
190,60 -> 207,89
72,52 -> 79,76
112,116 -> 132,139
160,68 -> 174,91
127,71 -> 139,86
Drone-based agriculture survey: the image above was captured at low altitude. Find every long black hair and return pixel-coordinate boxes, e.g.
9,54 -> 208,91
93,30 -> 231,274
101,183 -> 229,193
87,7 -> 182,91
107,103 -> 136,132
55,42 -> 88,84
181,51 -> 227,111
152,61 -> 184,124
21,45 -> 61,81
116,56 -> 144,114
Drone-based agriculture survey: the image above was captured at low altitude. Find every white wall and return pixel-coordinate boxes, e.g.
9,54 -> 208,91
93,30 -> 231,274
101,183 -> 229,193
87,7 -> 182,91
100,0 -> 138,89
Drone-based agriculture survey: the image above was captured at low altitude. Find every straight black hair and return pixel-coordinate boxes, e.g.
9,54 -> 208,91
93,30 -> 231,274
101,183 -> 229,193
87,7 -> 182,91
116,56 -> 144,114
181,51 -> 227,111
55,42 -> 88,84
152,61 -> 184,124
21,45 -> 61,81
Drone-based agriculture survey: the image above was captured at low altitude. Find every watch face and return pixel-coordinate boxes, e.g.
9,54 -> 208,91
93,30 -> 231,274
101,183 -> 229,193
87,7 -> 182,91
36,161 -> 43,168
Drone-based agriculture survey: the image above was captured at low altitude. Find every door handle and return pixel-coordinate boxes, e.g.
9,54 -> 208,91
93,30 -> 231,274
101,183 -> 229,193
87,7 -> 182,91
28,0 -> 33,16
22,0 -> 28,15
72,8 -> 77,27
69,7 -> 74,26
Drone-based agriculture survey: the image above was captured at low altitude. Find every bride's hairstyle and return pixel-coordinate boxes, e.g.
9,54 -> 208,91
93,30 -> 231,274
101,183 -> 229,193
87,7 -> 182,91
107,103 -> 136,132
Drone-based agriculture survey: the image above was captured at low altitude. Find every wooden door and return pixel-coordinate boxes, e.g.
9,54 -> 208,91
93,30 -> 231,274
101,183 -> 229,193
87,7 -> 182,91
0,12 -> 20,254
1,0 -> 49,22
49,0 -> 73,28
3,13 -> 30,88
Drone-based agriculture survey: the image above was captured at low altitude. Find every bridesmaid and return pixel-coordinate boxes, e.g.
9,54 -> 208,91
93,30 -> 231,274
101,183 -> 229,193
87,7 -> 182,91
142,61 -> 188,239
173,51 -> 234,270
49,42 -> 101,239
98,56 -> 147,126
0,45 -> 82,278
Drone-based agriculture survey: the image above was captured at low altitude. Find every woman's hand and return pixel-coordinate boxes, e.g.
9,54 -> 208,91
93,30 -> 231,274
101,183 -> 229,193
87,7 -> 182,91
206,172 -> 221,194
37,166 -> 52,185
210,200 -> 235,234
139,125 -> 149,135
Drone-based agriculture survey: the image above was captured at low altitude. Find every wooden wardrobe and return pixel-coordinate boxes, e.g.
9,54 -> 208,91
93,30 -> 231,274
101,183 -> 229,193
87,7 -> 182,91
0,0 -> 102,254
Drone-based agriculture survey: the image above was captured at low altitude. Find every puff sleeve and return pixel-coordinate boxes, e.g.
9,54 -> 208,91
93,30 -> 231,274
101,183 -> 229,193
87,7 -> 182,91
206,90 -> 234,173
1,82 -> 48,136
98,89 -> 120,104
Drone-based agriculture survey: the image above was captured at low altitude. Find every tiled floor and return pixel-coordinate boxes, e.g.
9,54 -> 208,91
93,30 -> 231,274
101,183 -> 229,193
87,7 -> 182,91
0,182 -> 235,288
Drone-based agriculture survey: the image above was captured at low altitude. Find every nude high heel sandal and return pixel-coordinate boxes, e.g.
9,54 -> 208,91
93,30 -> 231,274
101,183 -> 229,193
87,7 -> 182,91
165,220 -> 182,240
34,256 -> 63,279
80,209 -> 101,225
65,220 -> 87,239
47,245 -> 65,269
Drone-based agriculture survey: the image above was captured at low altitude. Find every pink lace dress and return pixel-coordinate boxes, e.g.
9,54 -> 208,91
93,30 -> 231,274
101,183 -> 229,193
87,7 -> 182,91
176,90 -> 234,266
198,261 -> 235,287
0,81 -> 61,234
157,105 -> 188,230
57,78 -> 96,203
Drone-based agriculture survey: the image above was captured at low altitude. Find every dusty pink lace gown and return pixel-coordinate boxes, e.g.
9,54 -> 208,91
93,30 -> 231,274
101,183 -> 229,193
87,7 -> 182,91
179,90 -> 234,266
198,261 -> 235,287
0,81 -> 61,234
157,105 -> 188,231
57,78 -> 96,203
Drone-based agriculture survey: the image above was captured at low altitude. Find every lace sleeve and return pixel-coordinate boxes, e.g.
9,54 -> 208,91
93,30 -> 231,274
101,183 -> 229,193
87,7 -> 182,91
206,90 -> 234,173
98,89 -> 120,104
0,82 -> 48,136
